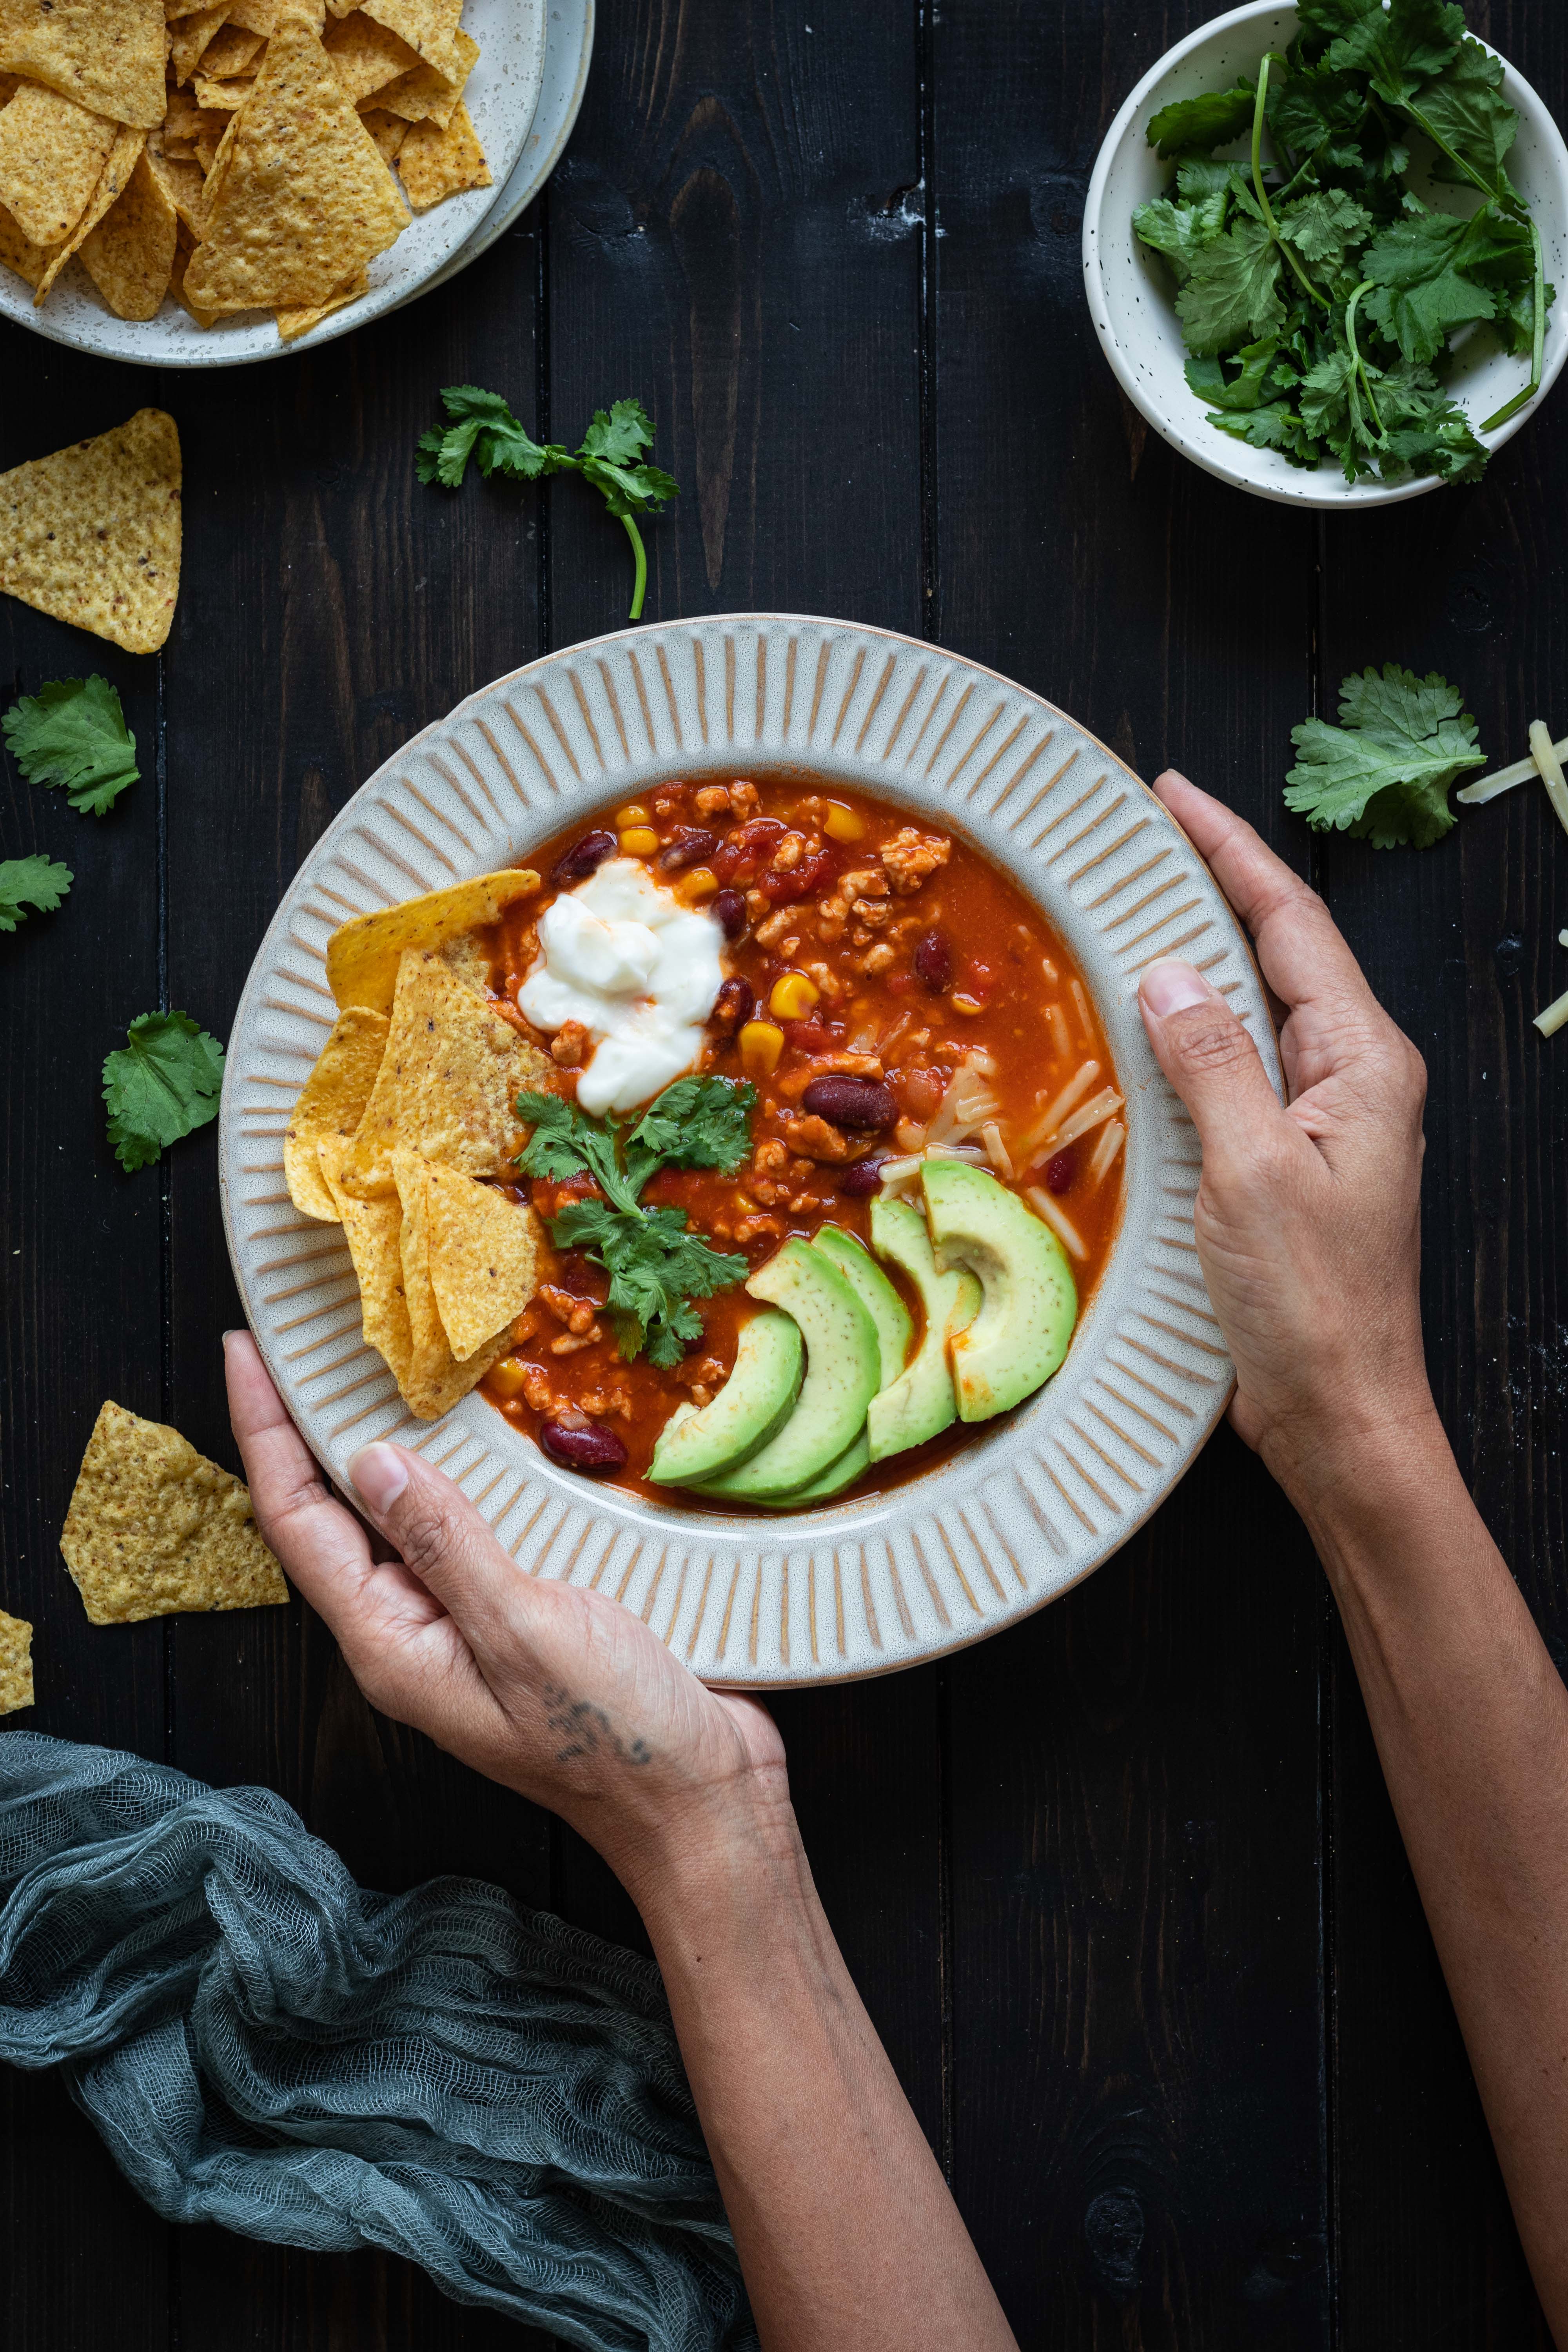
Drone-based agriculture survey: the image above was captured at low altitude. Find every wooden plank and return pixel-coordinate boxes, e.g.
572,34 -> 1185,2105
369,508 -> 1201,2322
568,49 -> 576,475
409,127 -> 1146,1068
0,347 -> 170,2346
930,0 -> 1331,2337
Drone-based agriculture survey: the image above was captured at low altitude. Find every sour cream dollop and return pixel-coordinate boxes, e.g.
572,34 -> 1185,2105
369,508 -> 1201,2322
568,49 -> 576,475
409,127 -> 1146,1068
518,857 -> 726,1116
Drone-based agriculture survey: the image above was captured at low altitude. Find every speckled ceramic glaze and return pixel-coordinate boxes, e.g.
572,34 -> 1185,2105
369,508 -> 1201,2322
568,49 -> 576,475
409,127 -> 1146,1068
0,0 -> 546,369
220,617 -> 1278,1688
1082,1 -> 1568,508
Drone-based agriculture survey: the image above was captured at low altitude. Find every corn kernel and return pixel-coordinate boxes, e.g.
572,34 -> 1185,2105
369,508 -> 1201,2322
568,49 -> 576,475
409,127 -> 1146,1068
488,1356 -> 530,1400
768,971 -> 820,1021
739,1020 -> 786,1078
950,992 -> 985,1017
615,803 -> 649,827
676,865 -> 719,904
824,802 -> 866,844
619,826 -> 659,855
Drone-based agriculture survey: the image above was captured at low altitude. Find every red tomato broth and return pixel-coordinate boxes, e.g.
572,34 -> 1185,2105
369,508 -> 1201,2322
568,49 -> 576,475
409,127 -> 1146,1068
474,775 -> 1125,1509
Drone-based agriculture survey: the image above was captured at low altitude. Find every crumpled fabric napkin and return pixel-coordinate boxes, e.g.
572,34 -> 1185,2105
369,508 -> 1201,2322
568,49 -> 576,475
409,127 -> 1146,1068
0,1730 -> 755,2352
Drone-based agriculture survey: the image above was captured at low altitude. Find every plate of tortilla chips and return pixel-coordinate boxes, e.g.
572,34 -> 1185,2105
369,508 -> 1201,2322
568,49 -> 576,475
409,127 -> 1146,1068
0,0 -> 545,363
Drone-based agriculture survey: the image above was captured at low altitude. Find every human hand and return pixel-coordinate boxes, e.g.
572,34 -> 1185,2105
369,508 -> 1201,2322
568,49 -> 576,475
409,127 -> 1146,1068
1135,771 -> 1437,1504
224,1331 -> 789,1900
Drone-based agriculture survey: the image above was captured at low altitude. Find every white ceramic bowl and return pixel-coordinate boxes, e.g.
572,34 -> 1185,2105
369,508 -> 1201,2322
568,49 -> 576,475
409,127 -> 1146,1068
220,617 -> 1277,1688
0,0 -> 545,370
1083,1 -> 1568,507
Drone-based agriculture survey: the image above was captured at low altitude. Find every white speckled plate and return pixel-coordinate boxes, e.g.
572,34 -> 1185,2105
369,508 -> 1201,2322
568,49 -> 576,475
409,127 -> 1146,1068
0,0 -> 544,369
220,618 -> 1277,1688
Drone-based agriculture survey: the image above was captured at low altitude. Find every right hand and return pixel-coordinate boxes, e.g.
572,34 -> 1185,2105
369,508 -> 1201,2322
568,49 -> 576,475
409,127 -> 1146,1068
1135,770 -> 1436,1500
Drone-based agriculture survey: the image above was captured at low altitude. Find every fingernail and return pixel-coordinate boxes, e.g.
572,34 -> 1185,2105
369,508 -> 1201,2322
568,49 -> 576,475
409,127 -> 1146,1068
348,1443 -> 409,1513
222,1329 -> 241,1346
1141,959 -> 1211,1018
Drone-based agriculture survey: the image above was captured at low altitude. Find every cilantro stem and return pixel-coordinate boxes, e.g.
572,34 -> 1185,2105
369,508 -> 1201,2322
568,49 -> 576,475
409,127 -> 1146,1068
1252,55 -> 1329,313
622,515 -> 648,620
1345,282 -> 1386,440
1400,98 -> 1524,218
1480,212 -> 1546,432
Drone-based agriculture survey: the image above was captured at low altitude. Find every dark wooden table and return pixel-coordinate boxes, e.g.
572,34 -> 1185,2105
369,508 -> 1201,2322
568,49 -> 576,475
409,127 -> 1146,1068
3,2 -> 1564,2344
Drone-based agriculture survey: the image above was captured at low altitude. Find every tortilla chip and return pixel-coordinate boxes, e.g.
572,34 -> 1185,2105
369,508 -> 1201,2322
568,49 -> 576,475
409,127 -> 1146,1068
169,2 -> 226,83
60,1400 -> 288,1626
423,1160 -> 541,1360
317,1134 -> 412,1384
328,869 -> 540,1013
275,260 -> 367,338
169,240 -> 216,323
323,7 -> 416,103
371,25 -> 475,130
360,0 -> 459,85
392,1148 -> 509,1419
396,98 -> 487,212
33,120 -> 143,299
165,0 -> 218,20
194,103 -> 238,192
0,407 -> 180,654
145,138 -> 207,235
77,146 -> 176,317
183,13 -> 408,313
327,0 -> 361,16
0,1610 -> 33,1715
228,0 -> 325,28
197,22 -> 261,75
285,1004 -> 390,1218
349,948 -> 551,1196
0,196 -> 46,287
0,81 -> 116,246
192,71 -> 254,107
358,105 -> 406,164
0,0 -> 166,130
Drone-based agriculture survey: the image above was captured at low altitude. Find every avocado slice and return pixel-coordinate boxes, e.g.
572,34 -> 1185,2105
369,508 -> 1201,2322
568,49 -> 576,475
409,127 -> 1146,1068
922,1158 -> 1077,1420
754,1428 -> 871,1510
867,1196 -> 982,1463
809,1226 -> 912,1387
694,1238 -> 880,1502
646,1308 -> 804,1486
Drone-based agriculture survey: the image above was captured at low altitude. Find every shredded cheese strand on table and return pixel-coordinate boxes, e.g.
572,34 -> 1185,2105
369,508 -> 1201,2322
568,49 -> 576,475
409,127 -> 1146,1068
1527,721 -> 1568,842
1457,728 -> 1568,805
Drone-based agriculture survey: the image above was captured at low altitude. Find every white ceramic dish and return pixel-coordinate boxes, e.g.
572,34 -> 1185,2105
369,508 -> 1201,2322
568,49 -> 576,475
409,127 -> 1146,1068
1083,1 -> 1568,508
220,617 -> 1277,1688
0,0 -> 545,370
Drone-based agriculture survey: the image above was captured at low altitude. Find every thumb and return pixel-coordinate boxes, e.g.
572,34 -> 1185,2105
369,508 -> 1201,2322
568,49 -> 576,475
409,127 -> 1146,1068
347,1441 -> 524,1660
1138,958 -> 1284,1166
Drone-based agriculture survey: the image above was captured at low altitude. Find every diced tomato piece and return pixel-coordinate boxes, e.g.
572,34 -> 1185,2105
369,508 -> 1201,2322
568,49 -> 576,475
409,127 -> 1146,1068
759,849 -> 835,906
783,1017 -> 831,1055
886,971 -> 913,994
713,817 -> 786,883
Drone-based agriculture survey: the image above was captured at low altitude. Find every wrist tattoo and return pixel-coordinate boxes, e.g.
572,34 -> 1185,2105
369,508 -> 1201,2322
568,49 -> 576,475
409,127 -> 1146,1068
543,1684 -> 653,1768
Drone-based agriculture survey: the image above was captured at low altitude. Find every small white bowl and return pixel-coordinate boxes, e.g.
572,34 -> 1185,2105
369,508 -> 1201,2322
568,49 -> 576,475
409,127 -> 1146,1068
1082,0 -> 1568,507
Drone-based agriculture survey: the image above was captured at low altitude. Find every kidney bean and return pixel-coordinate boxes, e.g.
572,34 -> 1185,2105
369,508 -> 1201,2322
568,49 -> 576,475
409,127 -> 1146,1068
657,828 -> 718,873
711,976 -> 755,1032
914,929 -> 952,991
552,829 -> 617,886
759,849 -> 835,906
711,887 -> 748,939
1045,1150 -> 1076,1195
540,1419 -> 629,1472
802,1075 -> 897,1131
839,1155 -> 886,1197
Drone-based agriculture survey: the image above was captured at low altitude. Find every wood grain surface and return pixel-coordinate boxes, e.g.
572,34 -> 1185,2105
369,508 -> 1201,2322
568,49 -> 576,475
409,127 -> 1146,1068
0,0 -> 1562,2345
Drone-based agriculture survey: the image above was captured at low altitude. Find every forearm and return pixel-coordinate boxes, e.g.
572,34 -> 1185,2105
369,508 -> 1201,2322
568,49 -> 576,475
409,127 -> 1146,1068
622,1797 -> 1017,2352
1289,1415 -> 1568,2331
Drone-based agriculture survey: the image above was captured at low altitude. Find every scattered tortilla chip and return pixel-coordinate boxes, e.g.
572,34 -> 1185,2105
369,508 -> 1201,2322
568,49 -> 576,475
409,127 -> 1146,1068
275,259 -> 367,338
392,1148 -> 508,1419
317,1134 -> 412,1384
169,2 -> 227,83
192,72 -> 254,108
0,196 -> 46,287
323,7 -> 416,104
60,1400 -> 288,1626
372,24 -> 475,130
145,138 -> 207,236
78,146 -> 177,317
0,1610 -> 33,1715
396,97 -> 487,212
358,106 -> 406,164
0,81 -> 116,246
361,0 -> 460,86
34,121 -> 143,299
197,22 -> 261,75
0,0 -> 167,130
327,869 -> 540,1013
349,948 -> 550,1196
183,13 -> 408,313
423,1159 -> 541,1360
285,1003 -> 390,1218
0,407 -> 180,654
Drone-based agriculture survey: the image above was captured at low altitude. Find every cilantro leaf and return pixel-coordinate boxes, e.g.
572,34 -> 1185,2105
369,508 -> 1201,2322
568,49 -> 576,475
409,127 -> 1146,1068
550,1200 -> 748,1367
1185,335 -> 1283,411
626,1076 -> 757,1174
416,385 -> 572,488
1362,209 -> 1496,362
1176,215 -> 1285,354
514,1089 -> 637,1209
1408,37 -> 1518,203
1267,58 -> 1373,172
1134,189 -> 1229,283
1146,82 -> 1257,160
1276,187 -> 1374,272
102,1011 -> 225,1174
1285,665 -> 1486,847
2,677 -> 140,817
0,854 -> 72,933
1296,0 -> 1382,44
1327,0 -> 1465,106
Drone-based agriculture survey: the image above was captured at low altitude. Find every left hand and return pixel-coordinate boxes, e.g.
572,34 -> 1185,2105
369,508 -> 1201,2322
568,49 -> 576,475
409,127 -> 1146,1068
224,1331 -> 789,1900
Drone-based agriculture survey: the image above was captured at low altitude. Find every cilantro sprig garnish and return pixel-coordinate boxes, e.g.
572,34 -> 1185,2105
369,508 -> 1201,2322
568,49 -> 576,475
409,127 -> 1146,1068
103,1012 -> 226,1174
417,388 -> 680,619
0,855 -> 72,933
1286,664 -> 1486,847
515,1077 -> 754,1366
1133,0 -> 1552,485
2,676 -> 140,816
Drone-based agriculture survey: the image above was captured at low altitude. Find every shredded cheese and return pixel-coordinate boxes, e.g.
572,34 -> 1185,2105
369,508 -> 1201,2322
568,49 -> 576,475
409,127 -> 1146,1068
1026,1185 -> 1087,1261
1050,1085 -> 1125,1154
1457,730 -> 1568,805
1087,1118 -> 1126,1188
1529,721 -> 1568,842
1535,988 -> 1568,1040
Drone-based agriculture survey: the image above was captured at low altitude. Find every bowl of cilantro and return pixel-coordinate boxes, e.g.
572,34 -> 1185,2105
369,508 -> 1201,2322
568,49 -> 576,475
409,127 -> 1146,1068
1082,0 -> 1568,505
